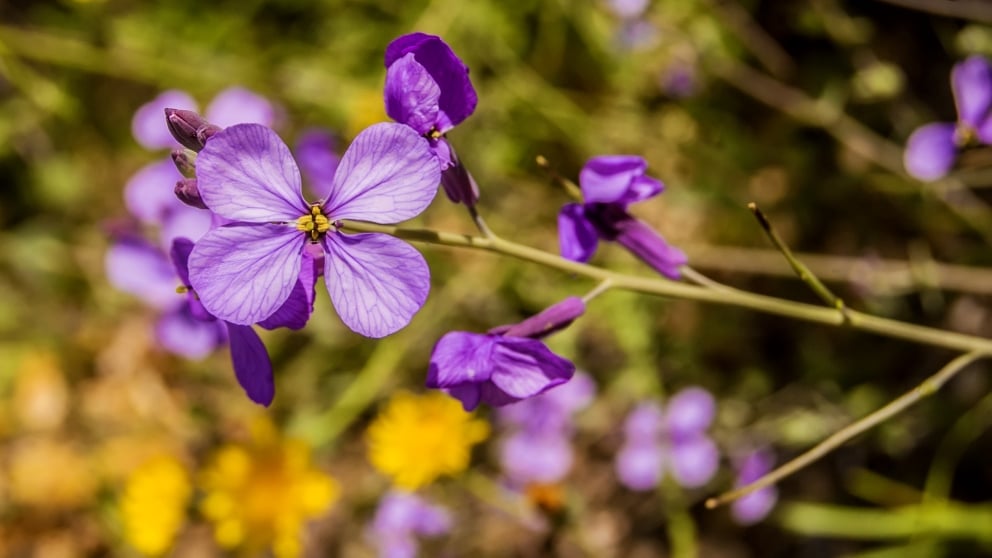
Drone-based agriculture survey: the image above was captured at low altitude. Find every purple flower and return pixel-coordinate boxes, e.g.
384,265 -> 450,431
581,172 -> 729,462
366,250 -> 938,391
615,387 -> 720,490
187,122 -> 439,337
426,298 -> 583,411
904,55 -> 992,180
295,128 -> 341,199
132,90 -> 198,150
384,33 -> 480,205
730,448 -> 778,525
558,156 -> 687,279
368,491 -> 451,558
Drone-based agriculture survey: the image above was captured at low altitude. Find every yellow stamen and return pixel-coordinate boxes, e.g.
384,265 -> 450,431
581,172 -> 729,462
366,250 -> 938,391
296,205 -> 333,241
176,286 -> 189,294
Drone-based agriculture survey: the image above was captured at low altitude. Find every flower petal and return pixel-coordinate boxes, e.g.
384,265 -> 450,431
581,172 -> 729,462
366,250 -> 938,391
159,204 -> 213,249
132,90 -> 198,150
295,128 -> 340,201
664,386 -> 715,439
904,122 -> 957,181
952,55 -> 992,128
204,87 -> 276,128
558,203 -> 599,262
426,331 -> 498,387
257,251 -> 317,331
106,237 -> 182,311
613,215 -> 687,280
322,232 -> 429,337
385,53 -> 441,136
668,435 -> 719,488
623,401 -> 665,442
196,124 -> 306,222
500,431 -> 574,484
616,440 -> 664,491
225,323 -> 275,406
385,33 -> 477,129
189,224 -> 304,325
155,307 -> 224,359
579,155 -> 662,204
323,123 -> 440,223
489,337 -> 575,398
124,159 -> 184,225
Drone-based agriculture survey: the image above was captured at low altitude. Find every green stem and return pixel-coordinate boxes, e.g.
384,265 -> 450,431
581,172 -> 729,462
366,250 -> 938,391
338,220 -> 992,355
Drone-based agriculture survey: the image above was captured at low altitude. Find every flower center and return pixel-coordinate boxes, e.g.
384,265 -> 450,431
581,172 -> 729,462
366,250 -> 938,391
955,122 -> 978,148
296,204 -> 333,242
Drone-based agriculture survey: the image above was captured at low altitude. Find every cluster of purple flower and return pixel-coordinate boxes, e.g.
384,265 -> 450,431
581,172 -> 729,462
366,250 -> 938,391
367,491 -> 452,558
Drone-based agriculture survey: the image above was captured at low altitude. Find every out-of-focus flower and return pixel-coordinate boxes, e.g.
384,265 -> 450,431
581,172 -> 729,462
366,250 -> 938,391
730,447 -> 778,525
904,55 -> 992,180
497,372 -> 596,488
367,391 -> 489,489
615,387 -> 720,490
188,122 -> 438,338
558,156 -> 687,279
119,456 -> 191,556
7,437 -> 98,511
659,60 -> 699,99
427,297 -> 582,411
295,128 -> 341,198
12,351 -> 68,432
199,419 -> 339,558
367,490 -> 452,558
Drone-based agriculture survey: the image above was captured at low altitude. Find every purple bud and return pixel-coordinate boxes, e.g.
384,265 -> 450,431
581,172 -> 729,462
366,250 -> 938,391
439,147 -> 480,207
498,297 -> 586,339
165,108 -> 221,151
175,178 -> 207,210
171,148 -> 196,178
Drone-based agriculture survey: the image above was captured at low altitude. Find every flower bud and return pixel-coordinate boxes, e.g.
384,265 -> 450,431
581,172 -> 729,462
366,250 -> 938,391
164,108 -> 221,151
497,297 -> 586,339
439,147 -> 480,207
170,148 -> 196,178
175,178 -> 207,210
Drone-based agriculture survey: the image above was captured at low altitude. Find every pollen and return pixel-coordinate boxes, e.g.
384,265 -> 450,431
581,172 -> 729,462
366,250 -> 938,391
295,205 -> 332,241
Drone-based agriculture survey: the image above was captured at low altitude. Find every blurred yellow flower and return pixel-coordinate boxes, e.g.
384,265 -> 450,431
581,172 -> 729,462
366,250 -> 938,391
198,419 -> 339,558
346,88 -> 389,139
119,456 -> 191,556
367,391 -> 490,489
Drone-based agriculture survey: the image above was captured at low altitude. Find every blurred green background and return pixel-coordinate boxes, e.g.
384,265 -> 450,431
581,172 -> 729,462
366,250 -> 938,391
2,0 -> 992,556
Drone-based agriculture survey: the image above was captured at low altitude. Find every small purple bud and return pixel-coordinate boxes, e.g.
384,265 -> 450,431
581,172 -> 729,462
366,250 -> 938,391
165,108 -> 221,152
175,178 -> 207,210
171,148 -> 196,178
439,147 -> 480,207
499,297 -> 586,339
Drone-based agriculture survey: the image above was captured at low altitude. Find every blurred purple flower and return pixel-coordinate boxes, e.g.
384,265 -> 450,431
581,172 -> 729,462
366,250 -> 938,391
426,298 -> 584,411
384,32 -> 480,206
132,90 -> 198,150
904,55 -> 992,180
659,61 -> 699,99
558,156 -> 687,279
188,122 -> 438,337
295,128 -> 341,199
615,387 -> 720,490
368,491 -> 451,558
731,448 -> 778,525
605,0 -> 649,19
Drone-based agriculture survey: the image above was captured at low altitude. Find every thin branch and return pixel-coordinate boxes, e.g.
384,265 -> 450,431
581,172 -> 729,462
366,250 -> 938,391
872,0 -> 992,24
705,351 -> 986,510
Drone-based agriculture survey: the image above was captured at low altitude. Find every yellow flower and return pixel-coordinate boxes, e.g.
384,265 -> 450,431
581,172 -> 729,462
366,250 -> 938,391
120,456 -> 191,556
367,391 -> 490,489
198,418 -> 339,558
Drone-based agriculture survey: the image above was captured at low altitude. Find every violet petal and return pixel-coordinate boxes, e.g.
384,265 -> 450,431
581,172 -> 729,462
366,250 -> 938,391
257,251 -> 317,331
124,158 -> 184,225
501,431 -> 574,484
904,122 -> 957,181
189,224 -> 304,325
558,203 -> 599,263
616,440 -> 664,491
613,216 -> 687,280
489,337 -> 575,398
952,55 -> 992,129
579,155 -> 662,205
668,435 -> 719,488
155,307 -> 224,359
322,232 -> 429,338
426,331 -> 497,387
664,386 -> 716,438
502,296 -> 586,339
106,238 -> 183,311
385,33 -> 477,129
225,322 -> 275,406
323,123 -> 440,223
295,128 -> 341,201
204,87 -> 277,128
385,53 -> 442,135
132,90 -> 198,150
623,401 -> 665,442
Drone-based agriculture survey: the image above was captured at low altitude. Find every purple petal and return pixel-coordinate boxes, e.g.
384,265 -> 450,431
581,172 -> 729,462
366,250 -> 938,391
904,122 -> 957,181
155,307 -> 225,359
979,115 -> 992,145
501,431 -> 574,484
445,383 -> 484,411
558,203 -> 599,263
371,491 -> 451,543
295,128 -> 340,201
169,237 -> 195,285
732,485 -> 778,525
124,159 -> 184,225
623,402 -> 665,442
385,54 -> 442,135
225,323 -> 274,406
439,146 -> 480,206
257,251 -> 317,331
615,441 -> 664,491
606,0 -> 650,18
489,338 -> 575,398
613,216 -> 687,280
322,232 -> 429,338
384,33 -> 478,129
106,238 -> 182,311
132,90 -> 198,150
196,124 -> 307,222
159,204 -> 212,249
952,55 -> 992,128
323,123 -> 440,223
204,87 -> 276,128
668,435 -> 719,488
579,155 -> 663,205
664,386 -> 715,439
538,371 -> 596,416
426,331 -> 498,387
501,297 -> 586,339
189,224 -> 304,325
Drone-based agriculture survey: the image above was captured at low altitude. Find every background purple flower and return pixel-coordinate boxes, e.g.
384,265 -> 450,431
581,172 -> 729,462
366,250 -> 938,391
558,155 -> 687,279
188,122 -> 438,338
615,387 -> 720,490
367,491 -> 451,558
731,447 -> 778,525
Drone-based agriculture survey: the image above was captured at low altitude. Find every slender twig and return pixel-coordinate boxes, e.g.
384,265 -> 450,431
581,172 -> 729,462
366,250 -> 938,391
338,220 -> 992,355
582,278 -> 614,303
749,203 -> 850,320
467,205 -> 496,239
871,0 -> 992,24
705,351 -> 986,510
536,155 -> 582,201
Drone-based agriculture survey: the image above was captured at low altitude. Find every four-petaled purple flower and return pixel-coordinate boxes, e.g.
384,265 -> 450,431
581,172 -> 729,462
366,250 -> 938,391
427,297 -> 584,411
385,33 -> 480,206
367,490 -> 452,558
188,122 -> 439,338
615,387 -> 720,490
558,155 -> 687,280
730,447 -> 778,525
904,55 -> 992,181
